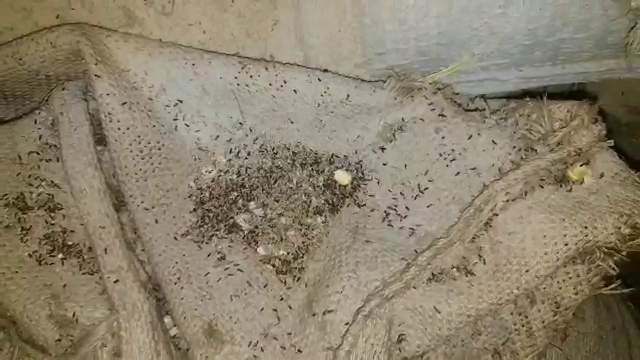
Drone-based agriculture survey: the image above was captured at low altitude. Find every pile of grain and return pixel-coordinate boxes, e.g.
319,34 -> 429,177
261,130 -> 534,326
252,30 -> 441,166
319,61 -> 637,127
1,174 -> 99,275
189,141 -> 368,276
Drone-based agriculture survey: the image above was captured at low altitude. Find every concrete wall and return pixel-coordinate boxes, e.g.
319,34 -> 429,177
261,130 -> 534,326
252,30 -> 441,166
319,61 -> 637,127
2,1 -> 640,94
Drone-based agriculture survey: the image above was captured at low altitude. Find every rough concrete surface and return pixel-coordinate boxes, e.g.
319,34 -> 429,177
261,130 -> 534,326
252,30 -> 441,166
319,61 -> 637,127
1,0 -> 639,94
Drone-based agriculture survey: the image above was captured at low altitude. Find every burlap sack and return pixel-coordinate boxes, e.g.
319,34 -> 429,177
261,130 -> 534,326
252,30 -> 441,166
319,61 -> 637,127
1,26 -> 639,359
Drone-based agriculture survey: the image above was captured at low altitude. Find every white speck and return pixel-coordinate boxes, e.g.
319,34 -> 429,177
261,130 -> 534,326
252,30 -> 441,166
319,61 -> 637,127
334,169 -> 353,186
169,326 -> 179,337
163,315 -> 175,329
200,166 -> 217,180
248,201 -> 264,217
234,213 -> 253,231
